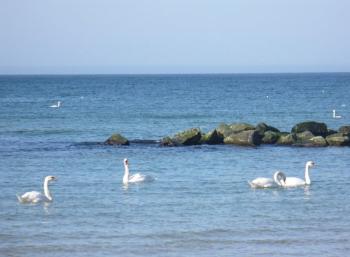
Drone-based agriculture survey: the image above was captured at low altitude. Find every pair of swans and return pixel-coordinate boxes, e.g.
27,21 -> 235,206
17,176 -> 57,204
249,161 -> 315,188
17,158 -> 151,204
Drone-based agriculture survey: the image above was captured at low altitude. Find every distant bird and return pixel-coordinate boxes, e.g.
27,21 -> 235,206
332,109 -> 342,119
122,158 -> 153,185
248,171 -> 286,188
50,101 -> 61,108
17,176 -> 57,204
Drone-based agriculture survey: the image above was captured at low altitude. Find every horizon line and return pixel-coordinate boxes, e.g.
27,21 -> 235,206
1,71 -> 350,76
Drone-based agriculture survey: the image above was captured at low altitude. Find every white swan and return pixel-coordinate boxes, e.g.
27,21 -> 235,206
281,161 -> 315,187
333,109 -> 341,119
123,158 -> 153,184
50,101 -> 61,108
17,176 -> 57,204
248,171 -> 286,188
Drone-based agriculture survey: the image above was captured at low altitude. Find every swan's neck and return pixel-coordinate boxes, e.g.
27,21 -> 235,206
274,171 -> 286,186
123,164 -> 129,184
305,164 -> 311,185
43,179 -> 52,201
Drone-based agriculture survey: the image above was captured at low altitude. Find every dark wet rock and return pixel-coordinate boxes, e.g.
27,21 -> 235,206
201,129 -> 224,145
276,133 -> 297,145
326,133 -> 350,146
129,139 -> 158,144
327,129 -> 338,136
160,136 -> 176,146
255,122 -> 280,136
309,136 -> 328,147
339,125 -> 350,134
224,130 -> 261,146
291,121 -> 328,137
105,133 -> 129,145
261,131 -> 280,144
161,128 -> 202,146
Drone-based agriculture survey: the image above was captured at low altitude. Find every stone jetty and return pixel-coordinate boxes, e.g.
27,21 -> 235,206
106,121 -> 350,147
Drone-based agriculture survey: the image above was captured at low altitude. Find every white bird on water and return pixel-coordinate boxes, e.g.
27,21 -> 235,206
123,158 -> 153,185
332,109 -> 342,119
248,171 -> 286,188
17,176 -> 57,204
279,161 -> 315,187
50,101 -> 61,108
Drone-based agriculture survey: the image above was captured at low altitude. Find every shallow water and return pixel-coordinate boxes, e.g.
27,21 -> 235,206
1,74 -> 350,256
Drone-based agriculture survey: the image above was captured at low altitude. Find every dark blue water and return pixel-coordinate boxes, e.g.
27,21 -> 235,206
1,74 -> 350,257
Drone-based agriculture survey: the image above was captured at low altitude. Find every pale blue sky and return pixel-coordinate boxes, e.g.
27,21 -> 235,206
1,0 -> 349,74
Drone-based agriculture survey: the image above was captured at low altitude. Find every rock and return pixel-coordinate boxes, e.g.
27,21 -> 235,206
229,123 -> 255,133
276,133 -> 297,145
295,131 -> 315,144
173,128 -> 202,145
291,121 -> 328,137
339,125 -> 350,134
160,136 -> 176,146
261,131 -> 280,144
105,133 -> 129,145
326,133 -> 350,146
161,128 -> 202,146
224,130 -> 261,146
216,123 -> 233,138
255,122 -> 280,136
309,136 -> 328,147
216,123 -> 255,138
201,129 -> 224,145
327,129 -> 338,136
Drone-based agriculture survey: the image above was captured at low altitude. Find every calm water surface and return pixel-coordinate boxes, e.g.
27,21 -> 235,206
1,74 -> 350,256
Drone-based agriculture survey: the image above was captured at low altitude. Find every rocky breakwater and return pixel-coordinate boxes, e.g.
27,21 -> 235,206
106,121 -> 350,148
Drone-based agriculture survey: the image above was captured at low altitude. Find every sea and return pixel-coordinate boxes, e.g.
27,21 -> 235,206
1,73 -> 350,257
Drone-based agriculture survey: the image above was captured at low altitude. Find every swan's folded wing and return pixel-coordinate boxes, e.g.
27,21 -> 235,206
20,191 -> 41,202
284,177 -> 305,187
249,177 -> 273,188
129,173 -> 145,182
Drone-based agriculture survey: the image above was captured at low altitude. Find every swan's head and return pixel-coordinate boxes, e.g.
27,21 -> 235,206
45,176 -> 57,182
306,161 -> 315,168
274,171 -> 286,186
123,158 -> 129,165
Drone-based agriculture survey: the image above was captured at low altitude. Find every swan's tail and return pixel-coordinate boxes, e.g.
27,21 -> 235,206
16,194 -> 24,203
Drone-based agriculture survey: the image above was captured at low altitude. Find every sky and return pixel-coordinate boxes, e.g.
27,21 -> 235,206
1,0 -> 350,74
